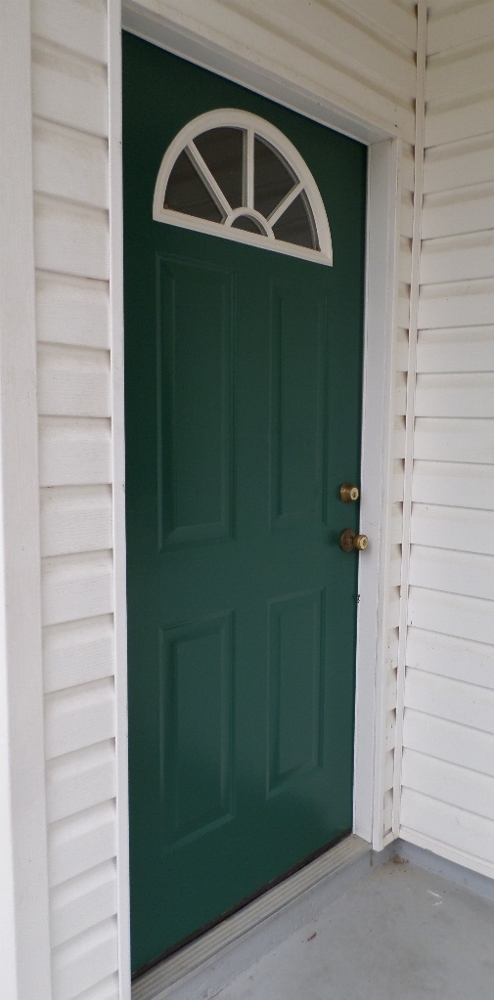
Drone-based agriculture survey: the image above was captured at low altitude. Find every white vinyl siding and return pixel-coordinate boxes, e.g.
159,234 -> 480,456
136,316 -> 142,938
129,0 -> 418,136
32,2 -> 120,999
400,0 -> 494,876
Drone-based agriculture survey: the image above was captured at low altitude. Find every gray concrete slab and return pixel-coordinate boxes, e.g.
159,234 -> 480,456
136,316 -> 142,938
217,859 -> 494,1000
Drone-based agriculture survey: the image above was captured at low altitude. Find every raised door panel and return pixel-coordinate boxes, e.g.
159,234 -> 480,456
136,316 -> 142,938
158,256 -> 234,547
270,282 -> 328,527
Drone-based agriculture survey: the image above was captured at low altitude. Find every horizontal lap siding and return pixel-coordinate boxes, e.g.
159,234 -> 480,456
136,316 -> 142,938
30,0 -> 418,995
136,0 -> 417,138
401,0 -> 494,876
32,2 -> 120,998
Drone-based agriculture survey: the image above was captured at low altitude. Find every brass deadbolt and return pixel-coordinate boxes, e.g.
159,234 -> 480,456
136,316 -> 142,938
340,528 -> 369,552
340,482 -> 360,503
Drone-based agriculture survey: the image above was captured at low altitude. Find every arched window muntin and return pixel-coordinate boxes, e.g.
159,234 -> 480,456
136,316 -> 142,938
153,109 -> 333,266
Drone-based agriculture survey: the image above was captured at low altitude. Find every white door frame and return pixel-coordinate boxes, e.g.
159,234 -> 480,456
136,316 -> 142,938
121,1 -> 401,855
0,2 -> 401,998
119,7 -> 401,991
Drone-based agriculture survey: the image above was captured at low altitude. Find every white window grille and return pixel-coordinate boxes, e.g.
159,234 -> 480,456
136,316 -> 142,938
153,109 -> 333,266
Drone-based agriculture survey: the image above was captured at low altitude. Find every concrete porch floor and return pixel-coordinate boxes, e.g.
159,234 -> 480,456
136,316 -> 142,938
216,858 -> 494,1000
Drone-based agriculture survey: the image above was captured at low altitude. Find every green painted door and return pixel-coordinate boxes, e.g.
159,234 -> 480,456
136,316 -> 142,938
123,33 -> 366,975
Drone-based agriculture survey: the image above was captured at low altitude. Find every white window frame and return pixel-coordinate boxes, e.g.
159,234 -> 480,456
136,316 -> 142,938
153,108 -> 333,265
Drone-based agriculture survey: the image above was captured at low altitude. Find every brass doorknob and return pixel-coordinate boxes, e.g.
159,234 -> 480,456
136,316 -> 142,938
340,528 -> 369,552
340,482 -> 359,503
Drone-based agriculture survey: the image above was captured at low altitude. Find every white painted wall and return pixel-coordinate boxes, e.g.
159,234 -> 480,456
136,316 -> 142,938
400,0 -> 494,877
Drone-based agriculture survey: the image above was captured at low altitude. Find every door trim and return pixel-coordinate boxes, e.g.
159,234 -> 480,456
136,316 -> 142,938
356,137 -> 401,848
118,0 -> 401,991
0,3 -> 52,996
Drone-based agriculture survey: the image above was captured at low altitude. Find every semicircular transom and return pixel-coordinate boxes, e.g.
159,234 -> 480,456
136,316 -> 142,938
153,109 -> 333,266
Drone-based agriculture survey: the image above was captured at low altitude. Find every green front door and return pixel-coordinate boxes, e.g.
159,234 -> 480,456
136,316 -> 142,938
123,34 -> 366,975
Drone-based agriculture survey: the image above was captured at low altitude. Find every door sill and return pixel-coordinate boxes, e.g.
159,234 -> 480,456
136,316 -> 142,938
132,834 -> 371,1000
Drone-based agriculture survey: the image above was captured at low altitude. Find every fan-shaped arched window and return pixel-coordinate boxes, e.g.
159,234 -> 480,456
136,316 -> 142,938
153,110 -> 333,266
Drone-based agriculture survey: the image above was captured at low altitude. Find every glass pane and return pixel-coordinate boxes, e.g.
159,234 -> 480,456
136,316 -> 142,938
194,128 -> 244,210
231,215 -> 266,235
165,149 -> 222,223
254,137 -> 295,219
272,193 -> 317,250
